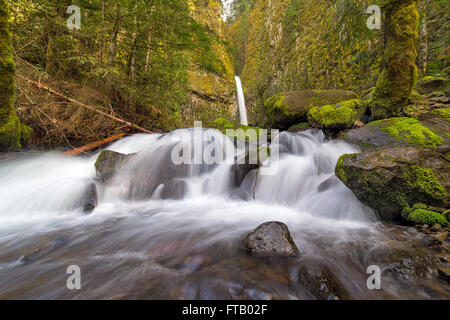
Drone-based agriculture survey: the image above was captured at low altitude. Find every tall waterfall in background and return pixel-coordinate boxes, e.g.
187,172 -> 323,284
235,76 -> 248,126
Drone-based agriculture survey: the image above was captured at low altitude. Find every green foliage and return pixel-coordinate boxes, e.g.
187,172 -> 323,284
368,117 -> 444,149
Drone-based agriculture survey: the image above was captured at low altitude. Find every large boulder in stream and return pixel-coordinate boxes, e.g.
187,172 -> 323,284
264,90 -> 358,129
242,222 -> 300,257
338,117 -> 449,154
94,150 -> 131,182
335,147 -> 450,221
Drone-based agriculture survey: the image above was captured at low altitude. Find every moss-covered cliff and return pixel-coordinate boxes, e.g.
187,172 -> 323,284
232,0 -> 382,125
185,0 -> 237,127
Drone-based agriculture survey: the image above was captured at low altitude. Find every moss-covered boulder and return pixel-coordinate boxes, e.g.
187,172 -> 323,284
264,90 -> 358,129
338,117 -> 448,152
416,76 -> 447,95
335,147 -> 449,221
0,0 -> 31,150
307,99 -> 363,134
94,150 -> 129,182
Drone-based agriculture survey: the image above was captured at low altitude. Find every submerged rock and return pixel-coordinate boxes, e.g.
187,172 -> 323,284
81,182 -> 98,213
94,150 -> 129,182
335,147 -> 449,221
242,221 -> 299,257
160,179 -> 187,200
294,264 -> 349,300
264,90 -> 357,129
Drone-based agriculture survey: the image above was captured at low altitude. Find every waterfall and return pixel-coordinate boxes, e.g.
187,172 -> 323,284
235,76 -> 248,126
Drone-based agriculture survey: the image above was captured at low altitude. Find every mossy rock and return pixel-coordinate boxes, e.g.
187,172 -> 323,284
211,118 -> 265,142
94,150 -> 129,182
431,108 -> 450,122
402,203 -> 448,226
287,122 -> 311,133
335,147 -> 449,221
264,90 -> 358,129
339,117 -> 447,152
307,99 -> 363,134
416,76 -> 446,95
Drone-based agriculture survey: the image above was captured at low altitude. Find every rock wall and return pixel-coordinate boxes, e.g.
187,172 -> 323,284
184,0 -> 237,126
234,0 -> 381,125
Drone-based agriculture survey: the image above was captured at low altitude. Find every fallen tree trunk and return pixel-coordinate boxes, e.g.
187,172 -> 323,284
62,133 -> 127,156
17,74 -> 154,134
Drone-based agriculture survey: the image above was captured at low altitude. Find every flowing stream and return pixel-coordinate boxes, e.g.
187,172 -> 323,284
0,129 -> 448,299
235,76 -> 248,126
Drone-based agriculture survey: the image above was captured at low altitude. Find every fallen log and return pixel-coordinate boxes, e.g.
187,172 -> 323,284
62,133 -> 127,156
17,74 -> 154,135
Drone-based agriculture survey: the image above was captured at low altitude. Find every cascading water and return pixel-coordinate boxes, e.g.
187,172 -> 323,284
0,130 -> 448,299
235,76 -> 248,126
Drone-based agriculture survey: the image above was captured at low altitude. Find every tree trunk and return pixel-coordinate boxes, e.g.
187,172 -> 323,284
98,0 -> 106,66
418,0 -> 428,75
108,2 -> 120,67
371,0 -> 420,119
0,0 -> 30,149
144,26 -> 152,73
128,2 -> 138,81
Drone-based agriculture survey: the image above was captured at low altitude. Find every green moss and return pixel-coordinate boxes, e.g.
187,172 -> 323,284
0,0 -> 31,149
264,94 -> 292,125
410,166 -> 447,202
211,118 -> 263,142
307,99 -> 361,131
334,153 -> 358,184
432,108 -> 450,122
403,203 -> 448,226
368,117 -> 444,149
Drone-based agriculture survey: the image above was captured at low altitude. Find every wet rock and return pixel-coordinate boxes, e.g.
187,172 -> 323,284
287,122 -> 311,133
295,265 -> 348,300
437,267 -> 450,283
317,176 -> 340,193
335,147 -> 450,221
338,117 -> 448,152
431,224 -> 442,232
81,182 -> 98,213
242,222 -> 300,257
160,179 -> 187,200
231,147 -> 269,187
94,150 -> 129,182
265,90 -> 357,129
416,76 -> 446,95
